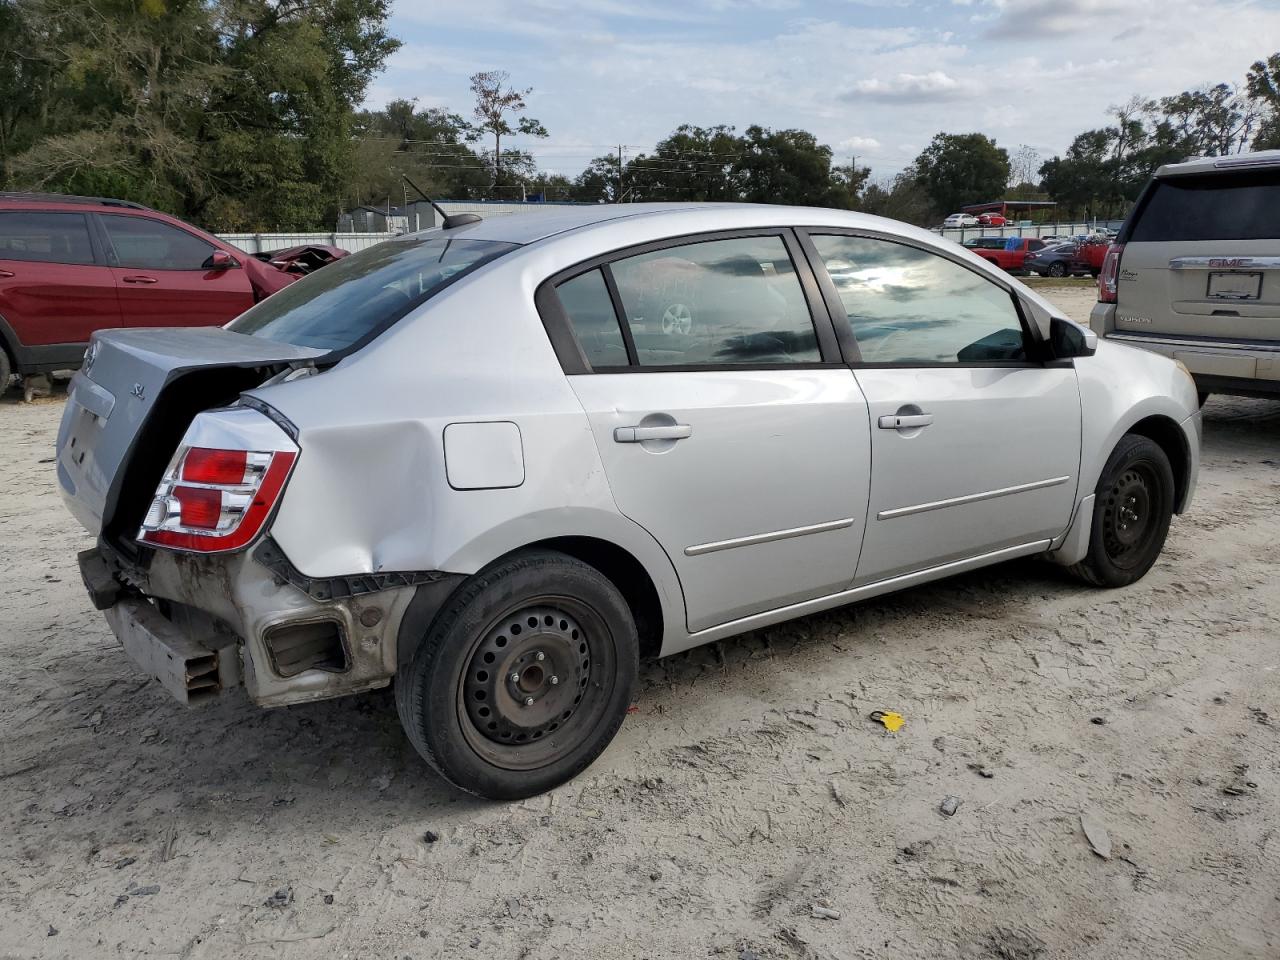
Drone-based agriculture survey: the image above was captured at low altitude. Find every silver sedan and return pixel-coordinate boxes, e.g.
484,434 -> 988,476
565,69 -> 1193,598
58,203 -> 1201,798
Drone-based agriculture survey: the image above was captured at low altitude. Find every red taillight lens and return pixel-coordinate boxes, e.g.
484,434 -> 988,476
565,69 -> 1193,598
182,448 -> 248,485
1098,242 -> 1124,303
139,448 -> 297,553
174,485 -> 223,529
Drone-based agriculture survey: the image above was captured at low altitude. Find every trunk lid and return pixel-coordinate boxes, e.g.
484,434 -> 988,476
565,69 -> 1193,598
56,327 -> 322,541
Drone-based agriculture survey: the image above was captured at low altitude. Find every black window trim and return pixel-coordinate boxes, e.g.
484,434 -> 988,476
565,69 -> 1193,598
794,226 -> 1056,370
534,227 -> 845,375
0,209 -> 104,267
93,210 -> 232,272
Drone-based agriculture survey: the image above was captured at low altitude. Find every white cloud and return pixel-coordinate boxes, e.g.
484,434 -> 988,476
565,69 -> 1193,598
838,136 -> 882,151
847,71 -> 970,102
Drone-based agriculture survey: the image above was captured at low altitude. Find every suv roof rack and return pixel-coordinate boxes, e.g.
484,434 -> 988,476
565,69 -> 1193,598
0,191 -> 149,210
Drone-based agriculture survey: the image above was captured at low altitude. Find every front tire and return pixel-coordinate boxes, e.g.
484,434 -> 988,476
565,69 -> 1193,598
1047,261 -> 1067,278
0,348 -> 12,396
395,550 -> 638,800
1070,434 -> 1175,588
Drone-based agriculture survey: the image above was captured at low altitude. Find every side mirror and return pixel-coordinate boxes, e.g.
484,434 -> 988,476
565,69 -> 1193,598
1049,315 -> 1097,359
203,249 -> 236,270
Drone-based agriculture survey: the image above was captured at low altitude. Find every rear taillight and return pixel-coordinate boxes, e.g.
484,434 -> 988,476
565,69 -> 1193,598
139,446 -> 297,553
1098,242 -> 1124,303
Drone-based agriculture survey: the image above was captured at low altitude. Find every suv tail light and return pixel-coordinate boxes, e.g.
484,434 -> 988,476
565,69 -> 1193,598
1098,242 -> 1124,303
139,446 -> 297,553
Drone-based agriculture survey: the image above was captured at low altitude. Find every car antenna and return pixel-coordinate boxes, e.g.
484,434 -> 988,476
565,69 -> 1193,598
401,175 -> 481,229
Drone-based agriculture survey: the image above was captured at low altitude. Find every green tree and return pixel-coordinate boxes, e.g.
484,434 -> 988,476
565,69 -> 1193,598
624,125 -> 740,202
1247,53 -> 1280,149
5,0 -> 398,230
468,70 -> 548,188
734,125 -> 864,207
913,132 -> 1010,215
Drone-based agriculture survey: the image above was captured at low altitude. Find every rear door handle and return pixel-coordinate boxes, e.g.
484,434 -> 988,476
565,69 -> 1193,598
614,424 -> 693,443
122,275 -> 158,284
0,270 -> 14,279
878,413 -> 934,430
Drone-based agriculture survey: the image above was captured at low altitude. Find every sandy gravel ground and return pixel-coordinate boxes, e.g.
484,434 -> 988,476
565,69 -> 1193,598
2,285 -> 1279,959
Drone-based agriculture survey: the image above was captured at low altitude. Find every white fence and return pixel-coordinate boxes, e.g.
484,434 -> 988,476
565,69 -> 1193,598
932,220 -> 1125,243
215,231 -> 392,254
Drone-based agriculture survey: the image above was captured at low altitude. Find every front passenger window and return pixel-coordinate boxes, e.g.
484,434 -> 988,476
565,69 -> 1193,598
811,235 -> 1028,364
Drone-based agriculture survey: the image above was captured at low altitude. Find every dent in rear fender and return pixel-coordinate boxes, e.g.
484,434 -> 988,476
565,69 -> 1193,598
1075,339 -> 1200,503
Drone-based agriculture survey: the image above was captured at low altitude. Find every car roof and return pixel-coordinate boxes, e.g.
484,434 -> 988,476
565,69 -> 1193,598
1155,149 -> 1280,178
0,191 -> 149,212
425,202 -> 956,250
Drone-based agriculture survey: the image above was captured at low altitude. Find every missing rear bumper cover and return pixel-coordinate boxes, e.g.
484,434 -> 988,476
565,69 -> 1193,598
253,538 -> 451,602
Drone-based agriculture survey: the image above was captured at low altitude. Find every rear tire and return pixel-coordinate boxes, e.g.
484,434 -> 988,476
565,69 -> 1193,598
0,348 -> 12,396
1069,434 -> 1175,588
395,550 -> 638,800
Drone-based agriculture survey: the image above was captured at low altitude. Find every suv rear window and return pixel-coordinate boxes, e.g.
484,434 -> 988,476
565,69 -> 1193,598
227,235 -> 517,351
1129,169 -> 1280,242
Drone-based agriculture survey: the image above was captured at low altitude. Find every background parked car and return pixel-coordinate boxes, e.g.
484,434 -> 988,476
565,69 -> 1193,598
1024,241 -> 1088,278
253,244 -> 349,276
0,193 -> 342,392
943,213 -> 980,228
978,212 -> 1008,226
1092,150 -> 1280,402
961,237 -> 1009,251
971,236 -> 1046,274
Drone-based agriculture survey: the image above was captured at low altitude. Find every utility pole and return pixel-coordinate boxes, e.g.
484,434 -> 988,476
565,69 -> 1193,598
617,144 -> 624,203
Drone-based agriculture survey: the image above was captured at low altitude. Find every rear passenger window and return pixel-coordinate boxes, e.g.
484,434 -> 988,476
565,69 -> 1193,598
555,269 -> 629,368
101,215 -> 216,270
811,234 -> 1028,364
609,236 -> 819,366
0,212 -> 95,265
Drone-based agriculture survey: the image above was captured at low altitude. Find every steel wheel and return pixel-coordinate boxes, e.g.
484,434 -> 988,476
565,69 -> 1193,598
396,550 -> 638,799
1069,433 -> 1175,588
458,598 -> 616,771
1100,464 -> 1164,570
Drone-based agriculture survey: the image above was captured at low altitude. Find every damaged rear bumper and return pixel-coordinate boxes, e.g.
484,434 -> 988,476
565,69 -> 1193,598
80,541 -> 456,708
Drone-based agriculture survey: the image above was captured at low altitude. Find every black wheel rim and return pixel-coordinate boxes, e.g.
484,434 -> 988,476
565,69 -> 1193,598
457,596 -> 616,771
1101,462 -> 1163,569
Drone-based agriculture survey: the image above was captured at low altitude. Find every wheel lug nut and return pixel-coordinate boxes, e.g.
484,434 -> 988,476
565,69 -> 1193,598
524,697 -> 535,707
550,675 -> 560,685
510,673 -> 520,683
535,651 -> 545,661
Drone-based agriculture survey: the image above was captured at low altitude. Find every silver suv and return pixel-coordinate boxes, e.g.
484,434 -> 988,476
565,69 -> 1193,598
58,204 -> 1201,799
1092,150 -> 1280,401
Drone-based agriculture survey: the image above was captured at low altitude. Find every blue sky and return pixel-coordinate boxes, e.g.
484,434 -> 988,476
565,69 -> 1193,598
370,0 -> 1280,183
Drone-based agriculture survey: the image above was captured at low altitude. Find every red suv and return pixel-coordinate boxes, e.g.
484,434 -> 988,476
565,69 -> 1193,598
0,193 -> 299,388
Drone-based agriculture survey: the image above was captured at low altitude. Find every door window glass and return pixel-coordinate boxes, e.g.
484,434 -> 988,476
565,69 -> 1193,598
555,268 -> 629,367
811,235 -> 1028,364
0,212 -> 95,264
609,235 -> 820,366
102,215 -> 218,270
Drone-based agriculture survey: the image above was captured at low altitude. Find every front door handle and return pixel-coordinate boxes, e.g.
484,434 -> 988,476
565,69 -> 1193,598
122,275 -> 158,284
878,413 -> 934,430
0,270 -> 14,279
614,424 -> 693,443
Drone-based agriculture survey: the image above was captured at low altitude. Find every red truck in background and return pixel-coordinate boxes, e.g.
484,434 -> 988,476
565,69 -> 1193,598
970,236 -> 1046,274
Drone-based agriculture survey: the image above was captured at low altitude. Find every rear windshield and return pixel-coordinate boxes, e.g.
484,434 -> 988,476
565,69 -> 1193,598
1129,169 -> 1280,242
227,235 -> 518,351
